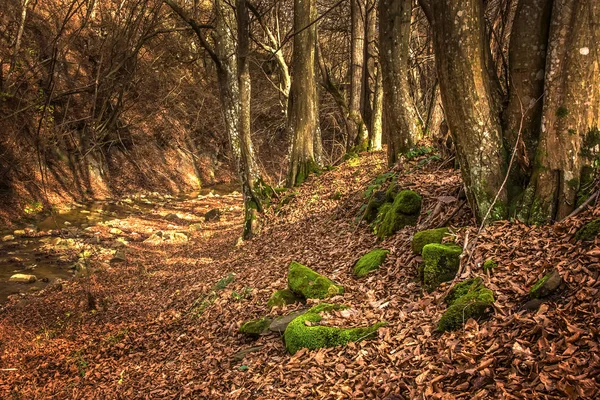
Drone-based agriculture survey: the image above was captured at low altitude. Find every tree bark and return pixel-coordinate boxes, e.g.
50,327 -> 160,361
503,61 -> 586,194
287,0 -> 321,186
369,61 -> 383,151
379,0 -> 421,165
429,0 -> 508,221
525,0 -> 600,223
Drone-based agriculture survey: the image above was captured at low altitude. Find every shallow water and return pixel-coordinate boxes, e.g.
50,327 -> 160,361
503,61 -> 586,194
0,184 -> 239,303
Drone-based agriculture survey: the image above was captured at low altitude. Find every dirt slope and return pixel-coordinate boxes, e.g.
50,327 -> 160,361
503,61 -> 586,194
1,151 -> 599,399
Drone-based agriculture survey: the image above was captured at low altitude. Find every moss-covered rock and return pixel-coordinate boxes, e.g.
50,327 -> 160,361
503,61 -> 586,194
240,317 -> 272,338
288,262 -> 344,299
376,190 -> 422,239
411,227 -> 449,255
483,259 -> 497,272
529,269 -> 562,299
363,190 -> 388,223
267,289 -> 302,308
438,283 -> 495,331
575,218 -> 600,241
283,303 -> 384,354
353,249 -> 389,277
444,277 -> 483,305
421,243 -> 462,292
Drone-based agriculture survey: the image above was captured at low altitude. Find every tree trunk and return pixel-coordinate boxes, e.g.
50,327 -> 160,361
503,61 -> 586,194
502,0 -> 552,195
525,0 -> 600,223
369,61 -> 383,151
348,0 -> 369,150
379,0 -> 422,165
430,0 -> 508,221
214,0 -> 262,239
287,0 -> 321,186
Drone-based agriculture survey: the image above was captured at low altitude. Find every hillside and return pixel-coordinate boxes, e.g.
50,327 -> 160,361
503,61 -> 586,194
1,152 -> 598,399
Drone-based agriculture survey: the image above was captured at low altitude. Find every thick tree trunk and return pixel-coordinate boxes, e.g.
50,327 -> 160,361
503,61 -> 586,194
503,0 -> 552,195
362,0 -> 377,136
349,0 -> 369,150
525,0 -> 600,223
287,0 -> 321,186
430,0 -> 508,221
379,0 -> 422,165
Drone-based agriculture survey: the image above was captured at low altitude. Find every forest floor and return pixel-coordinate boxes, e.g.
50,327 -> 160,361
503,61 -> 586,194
1,151 -> 599,399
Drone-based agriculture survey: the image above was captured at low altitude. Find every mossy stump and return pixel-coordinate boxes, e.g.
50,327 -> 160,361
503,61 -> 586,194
283,303 -> 384,355
288,262 -> 344,299
411,227 -> 449,255
364,191 -> 388,223
529,269 -> 562,299
421,243 -> 462,292
267,289 -> 302,308
575,219 -> 600,241
353,249 -> 389,277
376,190 -> 422,239
438,279 -> 495,332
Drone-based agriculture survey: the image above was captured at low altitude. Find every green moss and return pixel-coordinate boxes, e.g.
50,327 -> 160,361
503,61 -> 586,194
240,317 -> 271,337
575,218 -> 600,241
267,289 -> 302,308
287,262 -> 344,299
363,191 -> 388,223
529,273 -> 550,299
555,106 -> 569,119
438,279 -> 494,331
353,249 -> 389,277
385,182 -> 399,201
375,190 -> 422,239
421,243 -> 462,292
283,303 -> 384,354
483,259 -> 498,272
444,277 -> 483,305
411,227 -> 449,255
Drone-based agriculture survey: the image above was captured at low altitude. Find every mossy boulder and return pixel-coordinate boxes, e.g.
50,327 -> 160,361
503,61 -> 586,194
353,249 -> 389,277
376,190 -> 422,239
267,289 -> 302,308
421,243 -> 462,292
483,258 -> 497,272
411,227 -> 449,255
364,190 -> 388,223
288,262 -> 344,299
529,269 -> 562,299
575,219 -> 600,241
283,303 -> 385,355
438,279 -> 495,331
240,317 -> 272,338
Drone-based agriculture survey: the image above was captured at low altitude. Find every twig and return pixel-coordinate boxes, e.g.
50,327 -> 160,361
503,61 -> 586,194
560,190 -> 599,221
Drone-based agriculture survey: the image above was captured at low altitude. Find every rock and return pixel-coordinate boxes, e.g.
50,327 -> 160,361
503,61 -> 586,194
232,346 -> 263,361
2,235 -> 15,242
13,229 -> 26,236
575,218 -> 600,241
9,274 -> 37,283
144,231 -> 164,244
283,303 -> 385,355
110,250 -> 127,263
239,317 -> 272,338
143,231 -> 188,244
109,228 -> 123,235
353,249 -> 389,277
189,223 -> 203,231
523,298 -> 544,311
267,289 -> 302,308
268,310 -> 307,333
287,262 -> 344,299
170,232 -> 189,242
204,208 -> 221,222
438,278 -> 495,332
164,213 -> 179,221
113,238 -> 128,248
363,190 -> 388,223
421,243 -> 462,292
529,269 -> 562,299
411,227 -> 449,255
376,190 -> 422,239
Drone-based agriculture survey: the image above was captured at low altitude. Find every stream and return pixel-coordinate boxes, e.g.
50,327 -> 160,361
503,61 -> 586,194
0,184 -> 239,303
